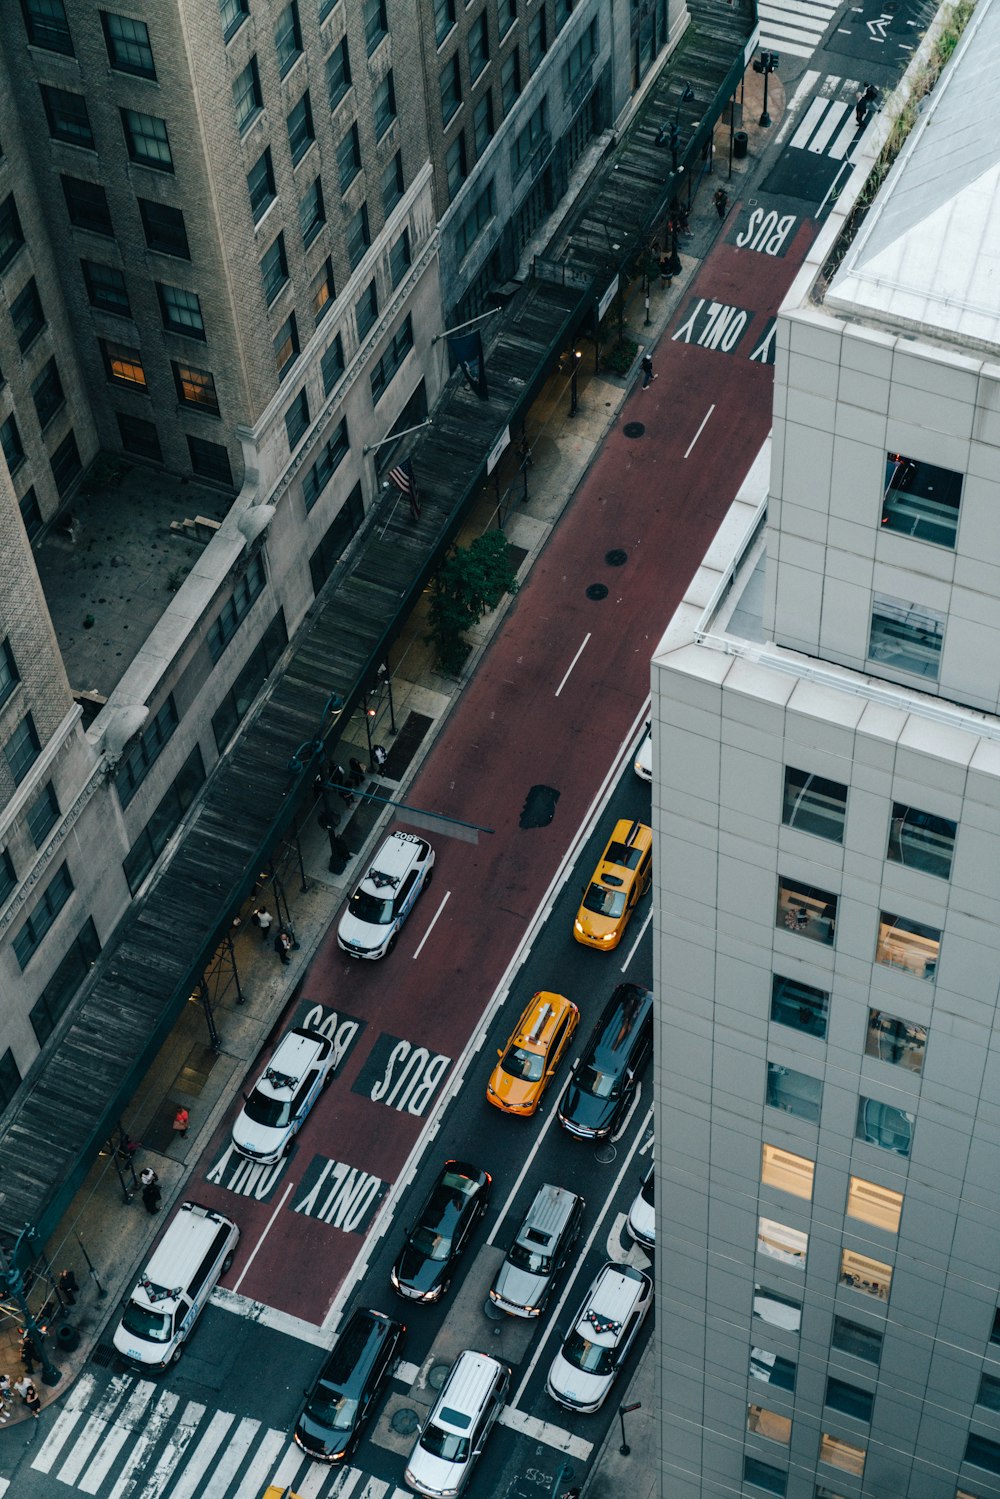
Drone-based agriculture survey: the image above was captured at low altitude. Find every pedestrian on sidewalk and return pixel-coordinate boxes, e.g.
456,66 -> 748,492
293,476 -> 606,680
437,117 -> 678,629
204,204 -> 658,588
275,929 -> 293,966
658,250 -> 672,287
140,1166 -> 158,1189
372,745 -> 389,773
18,1330 -> 38,1374
16,1378 -> 41,1418
714,187 -> 728,220
172,1106 -> 189,1139
641,354 -> 657,389
251,906 -> 272,941
141,1178 -> 162,1214
58,1269 -> 79,1307
0,1372 -> 12,1422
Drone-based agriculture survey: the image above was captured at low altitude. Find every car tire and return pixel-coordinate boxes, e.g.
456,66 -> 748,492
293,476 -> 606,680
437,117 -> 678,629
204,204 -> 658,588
221,1251 -> 235,1273
424,866 -> 434,889
386,933 -> 398,955
170,1343 -> 184,1365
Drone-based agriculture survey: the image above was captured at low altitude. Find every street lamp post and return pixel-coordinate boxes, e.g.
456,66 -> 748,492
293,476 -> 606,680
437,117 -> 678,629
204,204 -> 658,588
753,50 -> 779,128
548,1460 -> 574,1499
618,1400 -> 641,1456
569,350 -> 581,417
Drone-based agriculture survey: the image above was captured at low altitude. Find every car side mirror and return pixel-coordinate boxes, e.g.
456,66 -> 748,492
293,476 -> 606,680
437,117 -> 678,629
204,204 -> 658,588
497,1048 -> 504,1059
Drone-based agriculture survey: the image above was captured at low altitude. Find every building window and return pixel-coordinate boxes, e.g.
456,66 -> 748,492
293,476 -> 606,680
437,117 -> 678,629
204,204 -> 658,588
753,1285 -> 801,1332
187,434 -> 233,486
321,333 -> 344,394
473,91 -> 494,155
0,848 -> 15,906
747,1405 -> 791,1445
319,0 -> 338,19
856,1096 -> 913,1157
326,37 -> 351,109
11,278 -> 45,353
563,17 -> 597,89
991,1308 -> 1000,1346
32,358 -> 65,429
50,431 -> 81,494
554,0 -> 574,28
782,766 -> 847,843
4,713 -> 41,785
347,202 -> 371,269
456,181 -> 495,261
757,1217 -> 807,1270
766,1063 -> 822,1124
212,611 -> 287,752
440,55 -> 462,125
818,1434 -> 865,1477
831,1315 -> 883,1365
887,802 -> 956,880
172,362 -> 219,415
446,133 -> 467,200
815,1490 -> 852,1499
20,487 -> 43,541
61,175 -> 113,236
138,199 -> 190,259
274,0 -> 302,75
285,388 -> 310,450
839,1247 -> 892,1301
846,1176 -> 903,1234
207,554 -> 266,663
761,1144 -> 814,1200
10,766 -> 51,847
882,452 -> 962,549
299,176 -> 325,246
0,194 -> 25,271
121,108 -> 173,171
382,152 -> 404,215
116,412 -> 161,460
0,1048 -> 20,1109
469,13 -> 489,78
81,260 -> 130,315
511,100 -> 548,182
374,70 -> 397,138
310,484 -> 363,591
370,314 -> 413,403
966,1435 -> 1000,1476
40,85 -> 94,148
356,280 -> 378,339
876,911 -> 940,980
116,695 -> 178,808
12,862 -> 73,970
776,878 -> 837,944
501,49 -> 521,112
302,418 -> 348,510
826,1378 -> 873,1423
123,747 -> 205,894
866,1007 -> 926,1072
363,0 -> 388,53
0,639 -> 19,709
434,0 -> 455,44
389,229 -> 411,289
233,56 -> 263,133
156,283 -> 205,339
260,233 -> 289,304
978,1375 -> 1000,1413
337,121 -> 362,191
770,974 -> 828,1039
101,338 -> 146,391
287,91 -> 315,164
743,1457 -> 787,1496
247,148 -> 276,223
0,415 -> 25,474
527,9 -> 546,68
311,258 -> 335,325
220,0 -> 249,41
274,313 -> 299,380
868,592 -> 944,680
500,0 -> 517,35
101,11 -> 155,76
29,918 -> 100,1044
22,0 -> 74,54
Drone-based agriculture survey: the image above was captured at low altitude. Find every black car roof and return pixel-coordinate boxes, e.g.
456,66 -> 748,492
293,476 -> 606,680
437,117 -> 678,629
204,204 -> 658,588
319,1308 -> 397,1390
587,984 -> 654,1069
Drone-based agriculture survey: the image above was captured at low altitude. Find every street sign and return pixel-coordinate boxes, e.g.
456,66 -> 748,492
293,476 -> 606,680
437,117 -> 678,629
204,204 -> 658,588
598,274 -> 620,322
486,425 -> 510,475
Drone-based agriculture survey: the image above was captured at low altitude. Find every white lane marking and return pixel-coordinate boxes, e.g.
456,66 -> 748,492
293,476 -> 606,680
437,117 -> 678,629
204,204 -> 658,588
555,633 -> 591,698
808,99 -> 850,153
606,1210 -> 652,1270
210,1287 -> 327,1344
487,1055 -> 581,1246
774,69 -> 822,146
511,1104 -> 653,1407
167,1411 -> 237,1499
57,1376 -> 138,1484
77,1381 -> 158,1492
355,1481 -> 391,1499
0,1479 -> 9,1495
620,907 -> 652,972
412,890 -> 450,959
394,1359 -> 420,1384
32,1374 -> 98,1474
233,1180 -> 295,1294
106,1388 -> 179,1499
200,1416 -> 261,1499
498,1407 -> 593,1460
262,1441 -> 306,1493
684,405 -> 715,459
133,1400 -> 207,1499
232,1428 -> 288,1498
609,1081 -> 644,1144
828,111 -> 861,160
790,96 -> 829,149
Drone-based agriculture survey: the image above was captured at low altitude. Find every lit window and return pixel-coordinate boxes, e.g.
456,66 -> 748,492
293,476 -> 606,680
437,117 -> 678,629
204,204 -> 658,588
766,1063 -> 822,1124
839,1247 -> 892,1301
882,452 -> 962,549
753,1285 -> 801,1332
876,911 -> 940,981
761,1144 -> 814,1200
865,1007 -> 926,1072
782,766 -> 847,843
868,592 -> 944,681
311,258 -> 335,325
273,313 -> 299,381
776,877 -> 837,944
757,1217 -> 807,1270
818,1433 -> 866,1477
747,1405 -> 791,1444
846,1176 -> 902,1234
172,363 -> 219,415
887,802 -> 956,880
101,339 -> 146,390
856,1096 -> 912,1157
770,974 -> 828,1039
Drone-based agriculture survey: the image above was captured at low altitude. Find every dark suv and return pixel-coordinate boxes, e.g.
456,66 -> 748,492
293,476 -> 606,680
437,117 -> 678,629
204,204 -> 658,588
557,983 -> 654,1140
294,1306 -> 406,1462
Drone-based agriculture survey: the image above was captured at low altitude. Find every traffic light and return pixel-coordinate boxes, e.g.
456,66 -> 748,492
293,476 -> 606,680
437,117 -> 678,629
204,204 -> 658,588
753,50 -> 780,73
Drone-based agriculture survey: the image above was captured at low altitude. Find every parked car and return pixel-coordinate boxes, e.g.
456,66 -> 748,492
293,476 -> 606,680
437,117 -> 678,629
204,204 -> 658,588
557,983 -> 654,1140
405,1350 -> 509,1497
486,991 -> 579,1116
232,1027 -> 335,1164
489,1182 -> 584,1318
337,830 -> 435,958
573,819 -> 652,950
294,1306 -> 405,1463
634,723 -> 652,782
545,1261 -> 652,1412
626,1163 -> 655,1249
390,1161 -> 491,1303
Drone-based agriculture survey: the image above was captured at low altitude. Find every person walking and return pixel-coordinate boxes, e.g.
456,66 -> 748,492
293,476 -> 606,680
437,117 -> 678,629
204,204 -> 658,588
251,906 -> 272,941
58,1269 -> 79,1307
275,929 -> 293,966
0,1372 -> 12,1423
641,353 -> 657,389
172,1107 -> 189,1139
713,187 -> 728,220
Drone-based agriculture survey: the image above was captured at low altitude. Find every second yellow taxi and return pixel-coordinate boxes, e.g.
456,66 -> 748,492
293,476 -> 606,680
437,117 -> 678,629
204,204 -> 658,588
487,991 -> 579,1116
573,817 -> 653,950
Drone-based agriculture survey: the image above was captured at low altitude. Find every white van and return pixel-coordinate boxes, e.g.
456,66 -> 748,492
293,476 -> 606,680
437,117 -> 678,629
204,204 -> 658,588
404,1350 -> 509,1496
232,1026 -> 335,1163
337,830 -> 435,959
113,1201 -> 240,1369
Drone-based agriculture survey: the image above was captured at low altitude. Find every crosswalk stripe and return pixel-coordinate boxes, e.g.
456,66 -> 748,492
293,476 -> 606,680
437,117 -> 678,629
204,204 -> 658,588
78,1381 -> 158,1493
135,1400 -> 207,1499
0,1479 -> 9,1495
32,1374 -> 98,1475
263,1439 -> 306,1493
199,1416 -> 263,1499
232,1428 -> 288,1498
758,0 -> 839,57
791,97 -> 829,149
57,1377 -> 138,1484
766,0 -> 837,21
356,1481 -> 390,1499
295,1465 -> 332,1499
165,1410 -> 237,1499
329,1470 -> 365,1499
107,1388 -> 179,1499
828,112 -> 861,159
808,98 -> 850,152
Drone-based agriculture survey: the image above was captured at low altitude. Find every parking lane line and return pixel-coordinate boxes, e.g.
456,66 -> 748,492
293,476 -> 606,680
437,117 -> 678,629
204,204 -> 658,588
554,633 -> 591,697
620,907 -> 652,972
233,1181 -> 295,1295
487,1056 -> 581,1246
412,890 -> 450,959
684,404 -> 715,459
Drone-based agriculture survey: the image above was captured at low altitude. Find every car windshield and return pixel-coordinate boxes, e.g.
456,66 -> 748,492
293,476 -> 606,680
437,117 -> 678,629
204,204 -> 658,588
306,1388 -> 359,1431
578,1064 -> 619,1100
242,1091 -> 293,1129
562,1329 -> 616,1375
410,1226 -> 452,1262
501,1046 -> 544,1082
641,1173 -> 654,1207
420,1425 -> 470,1463
121,1302 -> 172,1343
582,885 -> 626,918
508,1242 -> 551,1274
348,889 -> 393,925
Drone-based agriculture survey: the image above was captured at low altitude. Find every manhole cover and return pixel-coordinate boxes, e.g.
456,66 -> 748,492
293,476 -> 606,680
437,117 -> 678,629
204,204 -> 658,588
428,1361 -> 452,1391
595,1143 -> 617,1165
605,549 -> 627,567
391,1407 -> 421,1436
623,421 -> 645,439
520,785 -> 560,828
587,584 -> 609,601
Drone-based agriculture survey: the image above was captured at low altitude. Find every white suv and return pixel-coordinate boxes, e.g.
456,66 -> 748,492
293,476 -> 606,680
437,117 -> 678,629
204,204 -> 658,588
337,830 -> 435,959
232,1027 -> 334,1163
546,1261 -> 652,1412
405,1350 -> 509,1497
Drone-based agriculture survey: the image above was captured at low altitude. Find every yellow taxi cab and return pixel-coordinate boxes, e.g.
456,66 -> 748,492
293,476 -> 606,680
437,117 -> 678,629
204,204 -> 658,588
487,992 -> 580,1116
573,818 -> 653,950
263,1488 -> 303,1499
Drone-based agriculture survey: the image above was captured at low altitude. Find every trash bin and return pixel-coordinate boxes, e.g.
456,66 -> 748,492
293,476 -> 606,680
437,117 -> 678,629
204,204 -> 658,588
734,130 -> 749,160
56,1323 -> 80,1353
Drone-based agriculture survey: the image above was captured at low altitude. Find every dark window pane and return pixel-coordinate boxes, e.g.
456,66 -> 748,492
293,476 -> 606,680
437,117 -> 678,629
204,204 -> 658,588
138,199 -> 190,259
299,176 -> 325,246
233,56 -> 263,132
0,194 -> 26,271
868,592 -> 943,681
0,639 -> 19,709
434,0 -> 455,44
101,11 -> 155,77
116,412 -> 161,461
882,452 -> 962,549
0,415 -> 25,474
382,152 -> 404,216
248,148 -> 276,222
346,202 -> 370,269
261,233 -> 289,304
766,1062 -> 822,1124
212,611 -> 287,751
337,122 -> 362,192
207,554 -> 266,663
967,1435 -> 1000,1476
326,37 -> 351,109
991,1307 -> 1000,1346
473,91 -> 494,155
274,0 -> 302,75
887,801 -> 956,879
61,175 -> 113,236
82,260 -> 130,315
115,696 -> 178,807
370,314 -> 412,404
23,0 -> 74,54
0,1049 -> 21,1110
865,1007 -> 926,1072
389,230 -> 411,289
356,280 -> 377,339
832,1316 -> 882,1365
446,133 -> 467,200
501,49 -> 521,112
744,1457 -> 787,1496
364,0 -> 387,53
20,487 -> 43,541
374,69 -> 396,137
321,334 -> 344,395
12,861 -> 73,970
0,848 -> 16,905
770,974 -> 828,1039
287,91 -> 315,164
782,766 -> 848,842
750,1348 -> 796,1391
285,387 -> 310,450
30,918 -> 100,1044
302,418 -> 348,510
440,54 -> 462,125
157,283 -> 205,338
856,1096 -> 913,1157
527,9 -> 546,68
41,84 -> 94,148
121,108 -> 173,171
825,1377 -> 873,1423
220,0 -> 249,41
5,714 -> 40,786
11,278 -> 46,353
469,14 -> 489,78
187,435 -> 233,486
31,359 -> 65,428
309,481 -> 364,592
50,431 -> 81,494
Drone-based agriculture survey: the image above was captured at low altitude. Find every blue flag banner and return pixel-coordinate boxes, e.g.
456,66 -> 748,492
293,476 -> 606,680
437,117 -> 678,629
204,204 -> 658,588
448,329 -> 489,401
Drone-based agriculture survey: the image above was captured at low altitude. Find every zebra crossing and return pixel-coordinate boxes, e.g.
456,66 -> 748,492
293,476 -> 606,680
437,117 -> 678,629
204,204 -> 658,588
758,0 -> 841,58
29,1373 -> 411,1499
788,74 -> 865,161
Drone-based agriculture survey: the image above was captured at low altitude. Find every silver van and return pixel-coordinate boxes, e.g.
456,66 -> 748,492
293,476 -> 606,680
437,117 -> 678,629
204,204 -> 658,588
489,1183 -> 584,1318
404,1350 -> 509,1497
113,1201 -> 239,1369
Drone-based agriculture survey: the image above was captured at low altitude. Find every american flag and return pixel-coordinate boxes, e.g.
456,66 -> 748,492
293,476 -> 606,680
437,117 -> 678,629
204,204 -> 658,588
388,457 -> 421,519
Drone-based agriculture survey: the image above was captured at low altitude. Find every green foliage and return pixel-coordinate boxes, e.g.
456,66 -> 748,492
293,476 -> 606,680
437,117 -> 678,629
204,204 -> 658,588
602,337 -> 640,375
427,530 -> 520,673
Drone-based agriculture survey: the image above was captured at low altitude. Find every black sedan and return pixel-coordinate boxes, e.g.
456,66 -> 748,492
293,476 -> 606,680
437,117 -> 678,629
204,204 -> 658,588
390,1160 -> 491,1303
294,1306 -> 406,1463
557,983 -> 654,1141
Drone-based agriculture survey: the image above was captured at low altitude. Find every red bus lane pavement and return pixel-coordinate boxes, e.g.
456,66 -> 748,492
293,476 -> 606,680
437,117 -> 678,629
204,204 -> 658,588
196,206 -> 820,1324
